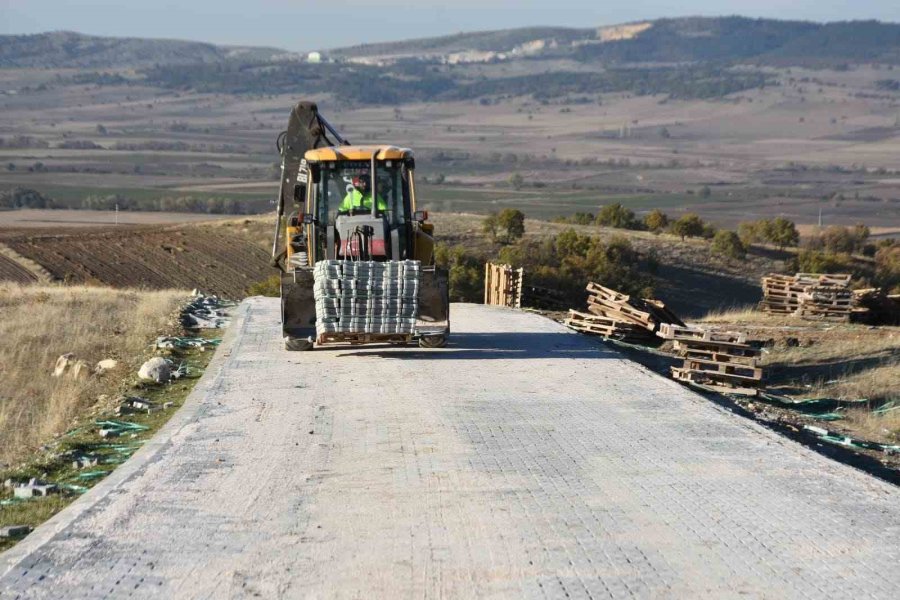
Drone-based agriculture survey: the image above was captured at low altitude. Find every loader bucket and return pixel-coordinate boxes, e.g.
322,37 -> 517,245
281,268 -> 317,342
415,267 -> 450,338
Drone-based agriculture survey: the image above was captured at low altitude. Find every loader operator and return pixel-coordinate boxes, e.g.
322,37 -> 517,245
339,173 -> 387,214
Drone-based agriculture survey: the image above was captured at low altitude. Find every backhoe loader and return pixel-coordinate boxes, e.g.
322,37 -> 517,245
271,101 -> 450,350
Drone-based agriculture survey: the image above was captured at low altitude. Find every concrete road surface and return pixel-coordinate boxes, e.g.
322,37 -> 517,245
2,299 -> 899,599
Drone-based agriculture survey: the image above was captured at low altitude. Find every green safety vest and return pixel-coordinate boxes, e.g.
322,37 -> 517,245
340,189 -> 387,212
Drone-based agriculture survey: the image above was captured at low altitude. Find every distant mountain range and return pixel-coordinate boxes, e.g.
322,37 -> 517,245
3,17 -> 900,106
2,17 -> 900,70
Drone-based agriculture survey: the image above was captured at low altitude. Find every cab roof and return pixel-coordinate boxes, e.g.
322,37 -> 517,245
304,145 -> 413,162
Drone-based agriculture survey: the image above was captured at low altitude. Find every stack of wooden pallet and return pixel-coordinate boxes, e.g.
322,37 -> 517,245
484,263 -> 523,308
759,273 -> 852,319
657,323 -> 763,396
564,282 -> 684,343
797,285 -> 853,320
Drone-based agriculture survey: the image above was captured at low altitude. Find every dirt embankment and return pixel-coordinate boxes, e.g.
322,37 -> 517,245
0,219 -> 273,298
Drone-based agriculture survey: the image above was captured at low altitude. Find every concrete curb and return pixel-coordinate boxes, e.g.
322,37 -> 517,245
0,300 -> 250,578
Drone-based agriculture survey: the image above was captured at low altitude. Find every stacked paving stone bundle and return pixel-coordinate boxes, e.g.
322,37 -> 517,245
313,260 -> 420,340
565,282 -> 684,343
759,273 -> 852,318
657,324 -> 763,396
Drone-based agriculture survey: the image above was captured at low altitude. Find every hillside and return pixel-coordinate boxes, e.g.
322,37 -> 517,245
0,31 -> 289,68
330,17 -> 900,67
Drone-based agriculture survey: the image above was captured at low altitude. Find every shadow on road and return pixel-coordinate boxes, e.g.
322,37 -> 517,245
331,331 -> 620,360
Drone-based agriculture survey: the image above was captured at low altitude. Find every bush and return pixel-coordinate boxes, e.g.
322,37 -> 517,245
246,275 -> 280,297
795,249 -> 853,274
497,208 -> 525,243
670,213 -> 705,240
818,224 -> 870,254
508,172 -> 524,190
710,230 -> 746,260
874,242 -> 900,292
596,203 -> 639,230
496,231 -> 654,302
0,187 -> 55,209
482,213 -> 499,240
435,244 -> 484,302
643,209 -> 669,233
571,212 -> 595,225
768,217 -> 800,249
737,217 -> 799,248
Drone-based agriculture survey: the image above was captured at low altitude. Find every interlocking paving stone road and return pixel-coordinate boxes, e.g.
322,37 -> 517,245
2,299 -> 899,599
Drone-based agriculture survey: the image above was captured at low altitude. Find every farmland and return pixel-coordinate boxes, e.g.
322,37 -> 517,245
0,219 -> 272,298
2,50 -> 900,232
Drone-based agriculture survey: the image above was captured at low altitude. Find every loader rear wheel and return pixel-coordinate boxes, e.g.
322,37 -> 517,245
284,336 -> 314,351
418,334 -> 447,349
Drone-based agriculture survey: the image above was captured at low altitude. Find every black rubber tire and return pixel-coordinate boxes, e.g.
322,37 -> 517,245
284,336 -> 314,351
418,334 -> 447,349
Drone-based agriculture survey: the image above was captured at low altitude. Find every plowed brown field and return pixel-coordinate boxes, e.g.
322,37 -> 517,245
0,222 -> 272,298
0,254 -> 38,284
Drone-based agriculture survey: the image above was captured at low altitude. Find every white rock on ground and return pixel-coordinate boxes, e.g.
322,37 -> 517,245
137,357 -> 171,383
94,359 -> 119,375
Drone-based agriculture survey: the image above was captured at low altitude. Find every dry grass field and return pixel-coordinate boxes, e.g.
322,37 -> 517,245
0,284 -> 188,465
700,307 -> 900,444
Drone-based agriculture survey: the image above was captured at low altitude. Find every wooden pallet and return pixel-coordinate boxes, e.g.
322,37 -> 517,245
657,323 -> 747,344
568,281 -> 684,345
671,367 -> 760,396
683,358 -> 762,380
484,262 -> 523,308
677,347 -> 759,366
760,272 -> 855,318
586,302 -> 654,329
672,339 -> 761,358
586,282 -> 631,303
317,332 -> 412,344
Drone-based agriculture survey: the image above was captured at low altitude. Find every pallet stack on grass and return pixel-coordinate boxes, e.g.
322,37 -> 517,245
484,263 -> 523,308
657,323 -> 763,396
759,273 -> 853,320
564,282 -> 684,343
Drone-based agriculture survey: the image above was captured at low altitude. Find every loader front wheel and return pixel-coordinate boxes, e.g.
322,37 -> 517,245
284,336 -> 314,351
418,334 -> 447,349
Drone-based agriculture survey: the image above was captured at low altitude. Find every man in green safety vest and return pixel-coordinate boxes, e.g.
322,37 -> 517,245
339,173 -> 387,213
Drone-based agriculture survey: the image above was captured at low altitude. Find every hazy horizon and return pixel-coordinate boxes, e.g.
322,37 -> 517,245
2,1 -> 900,52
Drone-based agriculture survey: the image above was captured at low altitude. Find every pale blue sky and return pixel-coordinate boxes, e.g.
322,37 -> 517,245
2,1 -> 898,51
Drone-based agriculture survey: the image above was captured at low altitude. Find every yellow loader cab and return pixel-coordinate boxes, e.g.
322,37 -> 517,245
271,102 -> 449,351
286,145 -> 436,268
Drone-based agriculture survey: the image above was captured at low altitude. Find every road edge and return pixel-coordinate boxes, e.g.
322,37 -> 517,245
0,300 -> 251,578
